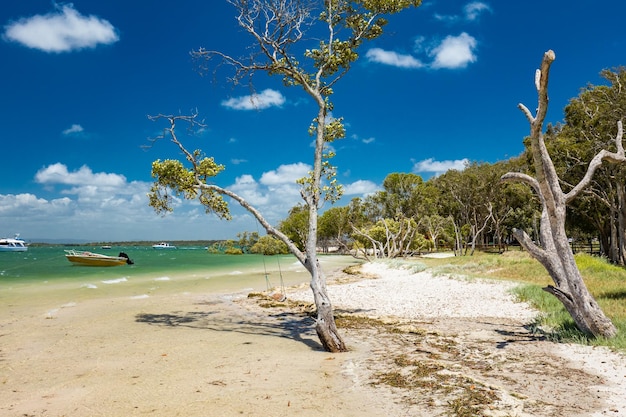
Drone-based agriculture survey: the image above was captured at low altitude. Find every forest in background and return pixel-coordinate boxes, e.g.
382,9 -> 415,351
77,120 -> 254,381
239,67 -> 626,264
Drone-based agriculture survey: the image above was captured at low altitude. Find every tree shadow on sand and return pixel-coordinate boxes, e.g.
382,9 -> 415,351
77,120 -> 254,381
135,301 -> 328,350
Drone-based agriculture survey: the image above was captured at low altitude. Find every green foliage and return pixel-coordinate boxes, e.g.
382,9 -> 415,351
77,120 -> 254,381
224,247 -> 244,255
236,231 -> 260,253
278,204 -> 310,251
250,235 -> 290,255
352,217 -> 428,258
149,156 -> 230,219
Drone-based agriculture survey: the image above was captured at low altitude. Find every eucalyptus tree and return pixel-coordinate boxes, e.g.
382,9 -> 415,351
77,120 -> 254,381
318,204 -> 359,253
373,172 -> 437,219
250,235 -> 290,255
420,214 -> 453,251
148,0 -> 420,352
478,159 -> 538,250
351,172 -> 437,258
549,68 -> 626,263
351,217 -> 427,259
501,51 -> 624,338
278,204 -> 309,252
431,163 -> 493,255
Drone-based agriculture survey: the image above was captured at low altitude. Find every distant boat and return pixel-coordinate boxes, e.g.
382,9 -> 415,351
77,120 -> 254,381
152,242 -> 176,249
101,245 -> 112,249
0,234 -> 28,252
65,250 -> 133,267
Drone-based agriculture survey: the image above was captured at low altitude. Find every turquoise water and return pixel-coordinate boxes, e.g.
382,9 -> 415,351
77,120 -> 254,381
0,246 -> 279,283
0,246 -> 356,303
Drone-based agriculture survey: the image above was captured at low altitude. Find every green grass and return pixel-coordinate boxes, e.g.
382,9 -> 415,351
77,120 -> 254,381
419,250 -> 626,351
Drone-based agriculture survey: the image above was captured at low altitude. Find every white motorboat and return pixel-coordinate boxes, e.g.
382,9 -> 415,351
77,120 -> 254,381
152,242 -> 176,249
0,234 -> 28,252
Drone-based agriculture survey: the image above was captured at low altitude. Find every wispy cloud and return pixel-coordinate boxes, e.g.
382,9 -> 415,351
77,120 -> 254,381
62,124 -> 84,136
464,2 -> 492,21
430,33 -> 477,69
2,4 -> 119,53
350,134 -> 375,145
221,89 -> 286,110
365,48 -> 423,69
412,158 -> 469,175
434,2 -> 492,23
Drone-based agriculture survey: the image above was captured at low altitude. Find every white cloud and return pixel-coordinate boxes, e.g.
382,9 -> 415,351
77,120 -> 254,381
412,158 -> 469,175
343,180 -> 380,195
228,174 -> 270,206
221,89 -> 286,110
434,2 -> 491,23
259,162 -> 310,186
35,163 -> 126,187
464,2 -> 492,21
2,161 -> 383,241
3,4 -> 119,53
366,48 -> 423,69
62,124 -> 84,135
367,33 -> 478,71
430,33 -> 477,69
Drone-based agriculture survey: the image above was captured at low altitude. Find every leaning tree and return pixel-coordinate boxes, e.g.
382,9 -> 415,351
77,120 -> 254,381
148,0 -> 420,352
502,50 -> 624,338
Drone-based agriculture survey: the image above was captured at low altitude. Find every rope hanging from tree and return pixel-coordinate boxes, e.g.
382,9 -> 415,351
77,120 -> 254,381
255,220 -> 286,301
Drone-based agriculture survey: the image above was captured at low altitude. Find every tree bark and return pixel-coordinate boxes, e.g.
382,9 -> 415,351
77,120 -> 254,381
502,50 -> 620,338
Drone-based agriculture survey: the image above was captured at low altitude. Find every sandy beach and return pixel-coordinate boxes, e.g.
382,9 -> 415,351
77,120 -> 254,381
2,259 -> 625,416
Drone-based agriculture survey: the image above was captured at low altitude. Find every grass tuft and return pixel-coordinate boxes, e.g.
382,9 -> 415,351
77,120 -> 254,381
420,250 -> 626,351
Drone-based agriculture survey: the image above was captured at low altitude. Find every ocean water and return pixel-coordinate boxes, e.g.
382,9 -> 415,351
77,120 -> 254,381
0,246 -> 357,305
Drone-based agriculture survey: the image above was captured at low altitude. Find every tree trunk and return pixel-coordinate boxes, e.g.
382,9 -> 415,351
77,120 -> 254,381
307,259 -> 346,352
617,185 -> 626,265
306,210 -> 346,351
609,205 -> 620,264
503,50 -> 618,338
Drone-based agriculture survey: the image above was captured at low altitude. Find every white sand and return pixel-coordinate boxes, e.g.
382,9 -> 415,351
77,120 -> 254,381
289,261 -> 626,415
292,261 -> 537,320
3,259 -> 625,416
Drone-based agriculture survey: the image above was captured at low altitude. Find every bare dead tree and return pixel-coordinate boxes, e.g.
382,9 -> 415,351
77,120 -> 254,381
502,50 -> 624,338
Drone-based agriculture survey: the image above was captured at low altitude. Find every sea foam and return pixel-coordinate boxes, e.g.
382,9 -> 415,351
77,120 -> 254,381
101,277 -> 128,284
154,276 -> 171,281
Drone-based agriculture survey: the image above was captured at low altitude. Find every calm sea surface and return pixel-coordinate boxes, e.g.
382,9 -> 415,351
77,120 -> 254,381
0,246 -> 357,306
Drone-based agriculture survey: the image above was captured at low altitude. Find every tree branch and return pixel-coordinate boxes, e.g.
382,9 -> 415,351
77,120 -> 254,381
565,120 -> 626,202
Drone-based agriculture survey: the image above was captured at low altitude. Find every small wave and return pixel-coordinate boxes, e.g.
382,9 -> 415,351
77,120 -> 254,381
81,283 -> 98,289
229,270 -> 243,275
101,277 -> 128,284
130,294 -> 149,299
154,276 -> 171,281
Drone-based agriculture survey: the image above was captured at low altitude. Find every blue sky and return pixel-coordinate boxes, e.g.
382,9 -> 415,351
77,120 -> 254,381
1,1 -> 624,242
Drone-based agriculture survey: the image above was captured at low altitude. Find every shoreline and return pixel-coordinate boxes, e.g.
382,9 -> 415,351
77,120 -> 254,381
2,260 -> 625,416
